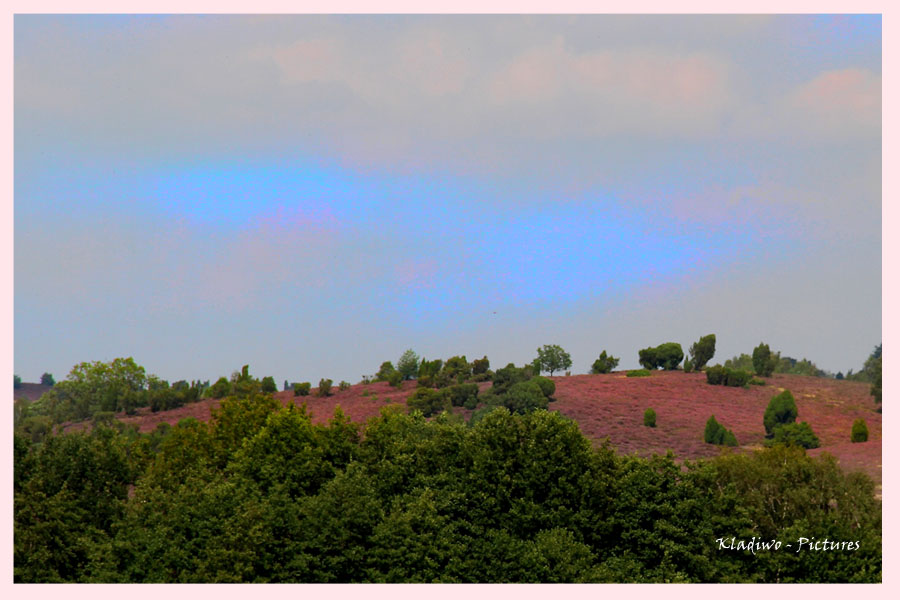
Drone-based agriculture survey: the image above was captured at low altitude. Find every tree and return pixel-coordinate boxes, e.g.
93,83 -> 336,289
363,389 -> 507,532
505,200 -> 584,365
535,345 -> 572,376
590,351 -> 619,374
643,409 -> 656,428
14,374 -> 22,388
638,343 -> 684,371
261,376 -> 277,394
40,373 -> 55,387
763,390 -> 798,437
752,343 -> 777,377
865,345 -> 881,404
688,334 -> 716,371
397,350 -> 420,381
375,362 -> 396,382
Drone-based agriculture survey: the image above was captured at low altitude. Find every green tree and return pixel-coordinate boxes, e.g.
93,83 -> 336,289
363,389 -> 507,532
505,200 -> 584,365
688,334 -> 716,371
40,373 -> 55,387
397,349 -> 420,381
763,390 -> 798,437
14,374 -> 22,388
752,343 -> 777,377
317,379 -> 334,397
767,422 -> 820,449
851,419 -> 869,443
643,408 -> 656,427
638,343 -> 684,371
591,351 -> 620,374
260,376 -> 277,394
375,361 -> 396,382
535,345 -> 572,376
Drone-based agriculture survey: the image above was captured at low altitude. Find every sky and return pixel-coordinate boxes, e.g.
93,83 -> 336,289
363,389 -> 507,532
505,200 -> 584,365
14,14 -> 882,386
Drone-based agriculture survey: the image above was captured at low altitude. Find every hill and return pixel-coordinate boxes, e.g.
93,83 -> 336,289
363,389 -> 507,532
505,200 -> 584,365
81,371 -> 881,493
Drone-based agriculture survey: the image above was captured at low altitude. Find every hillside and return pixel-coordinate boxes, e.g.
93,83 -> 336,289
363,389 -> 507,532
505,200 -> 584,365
95,371 -> 881,492
14,382 -> 54,403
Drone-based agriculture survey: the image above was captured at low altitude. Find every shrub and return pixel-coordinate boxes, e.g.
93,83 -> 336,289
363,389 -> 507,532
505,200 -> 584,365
491,363 -> 530,394
851,419 -> 869,443
535,344 -> 573,376
463,394 -> 479,410
683,359 -> 693,373
763,390 -> 798,437
440,356 -> 472,385
443,383 -> 479,408
92,411 -> 116,426
387,370 -> 404,389
643,408 -> 656,428
417,358 -> 443,380
260,376 -> 277,394
503,380 -> 549,414
293,382 -> 311,396
768,422 -> 820,449
40,373 -> 55,387
317,379 -> 333,397
472,356 -> 490,376
749,378 -> 765,386
406,387 -> 449,417
706,365 -> 725,385
626,369 -> 652,378
724,369 -> 752,388
590,351 -> 620,374
375,361 -> 396,382
688,334 -> 716,371
338,380 -> 351,392
752,343 -> 777,377
638,342 -> 684,370
531,375 -> 556,400
208,376 -> 231,399
704,415 -> 738,446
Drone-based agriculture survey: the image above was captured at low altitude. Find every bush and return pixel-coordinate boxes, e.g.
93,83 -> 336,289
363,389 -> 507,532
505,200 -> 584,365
14,375 -> 21,389
851,419 -> 869,443
638,342 -> 684,370
706,365 -> 751,387
704,415 -> 738,446
724,369 -> 752,388
768,422 -> 820,449
626,369 -> 652,378
491,363 -> 530,394
443,383 -> 479,408
705,365 -> 725,385
260,376 -> 277,394
683,359 -> 693,373
293,382 -> 311,396
92,411 -> 116,426
40,373 -> 55,387
338,380 -> 351,392
590,350 -> 620,374
643,408 -> 656,428
763,390 -> 798,437
688,334 -> 716,371
406,387 -> 449,417
749,378 -> 765,386
440,356 -> 472,386
531,376 -> 556,400
417,358 -> 443,381
317,379 -> 333,397
387,370 -> 404,389
375,361 -> 396,382
503,380 -> 549,414
752,343 -> 777,377
472,356 -> 490,376
208,376 -> 231,399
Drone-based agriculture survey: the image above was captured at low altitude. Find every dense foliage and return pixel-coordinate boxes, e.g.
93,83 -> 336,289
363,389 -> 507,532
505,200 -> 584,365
643,408 -> 656,428
767,422 -> 820,450
638,343 -> 684,371
704,415 -> 738,446
15,401 -> 880,583
688,334 -> 716,371
706,365 -> 752,388
851,419 -> 869,443
535,345 -> 573,376
764,390 -> 799,437
591,351 -> 620,374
